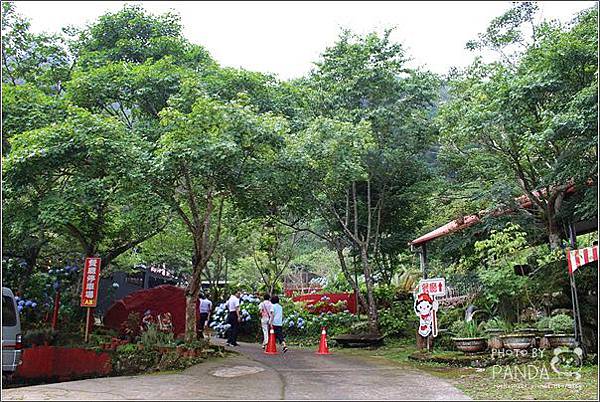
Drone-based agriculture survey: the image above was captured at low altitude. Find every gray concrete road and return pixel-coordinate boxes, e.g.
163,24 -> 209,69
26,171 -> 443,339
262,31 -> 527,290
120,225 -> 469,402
2,339 -> 469,400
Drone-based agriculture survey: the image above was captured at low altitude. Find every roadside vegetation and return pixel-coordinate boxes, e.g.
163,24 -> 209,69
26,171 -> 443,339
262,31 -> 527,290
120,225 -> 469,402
2,1 -> 597,395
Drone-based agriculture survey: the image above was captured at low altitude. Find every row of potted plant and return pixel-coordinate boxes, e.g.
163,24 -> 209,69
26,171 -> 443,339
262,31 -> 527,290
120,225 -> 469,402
450,314 -> 576,354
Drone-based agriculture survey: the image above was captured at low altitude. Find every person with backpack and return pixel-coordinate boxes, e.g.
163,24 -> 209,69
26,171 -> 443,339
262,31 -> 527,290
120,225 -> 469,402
258,293 -> 272,349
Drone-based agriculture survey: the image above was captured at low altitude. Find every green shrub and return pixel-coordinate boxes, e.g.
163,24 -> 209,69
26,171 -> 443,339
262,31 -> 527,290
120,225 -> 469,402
23,328 -> 58,347
437,307 -> 463,330
513,322 -> 536,332
116,343 -> 138,354
373,284 -> 399,309
450,320 -> 484,338
378,300 -> 414,337
284,310 -> 360,345
111,347 -> 159,376
484,317 -> 512,332
549,314 -> 574,334
140,324 -> 175,348
535,316 -> 552,330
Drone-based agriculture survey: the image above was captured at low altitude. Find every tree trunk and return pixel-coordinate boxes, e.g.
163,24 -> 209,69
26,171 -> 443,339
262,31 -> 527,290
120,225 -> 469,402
334,240 -> 368,313
546,204 -> 562,250
184,257 -> 203,343
184,294 -> 198,343
360,246 -> 379,335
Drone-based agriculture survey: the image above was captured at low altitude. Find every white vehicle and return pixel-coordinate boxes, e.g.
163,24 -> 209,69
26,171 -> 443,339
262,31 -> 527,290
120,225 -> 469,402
2,287 -> 22,374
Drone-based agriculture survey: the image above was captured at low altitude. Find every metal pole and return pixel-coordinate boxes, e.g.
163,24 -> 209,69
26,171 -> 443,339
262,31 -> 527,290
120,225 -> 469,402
568,222 -> 583,346
84,308 -> 91,343
572,278 -> 583,346
354,265 -> 359,319
420,244 -> 428,279
51,290 -> 61,330
143,264 -> 150,289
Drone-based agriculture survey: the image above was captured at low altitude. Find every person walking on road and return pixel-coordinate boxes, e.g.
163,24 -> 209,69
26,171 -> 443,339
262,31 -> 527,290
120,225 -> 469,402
258,293 -> 273,349
269,295 -> 288,353
198,293 -> 212,339
226,290 -> 241,346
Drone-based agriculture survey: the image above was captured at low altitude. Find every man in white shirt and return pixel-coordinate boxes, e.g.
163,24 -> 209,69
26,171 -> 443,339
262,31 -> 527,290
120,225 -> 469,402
226,290 -> 241,346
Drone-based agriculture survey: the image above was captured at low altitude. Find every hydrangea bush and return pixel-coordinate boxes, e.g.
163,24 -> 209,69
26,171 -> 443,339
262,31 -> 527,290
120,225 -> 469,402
209,294 -> 358,344
209,293 -> 261,338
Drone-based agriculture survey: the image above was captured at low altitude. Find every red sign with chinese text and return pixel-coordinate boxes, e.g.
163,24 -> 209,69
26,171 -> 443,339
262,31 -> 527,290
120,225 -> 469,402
417,278 -> 446,297
80,257 -> 101,307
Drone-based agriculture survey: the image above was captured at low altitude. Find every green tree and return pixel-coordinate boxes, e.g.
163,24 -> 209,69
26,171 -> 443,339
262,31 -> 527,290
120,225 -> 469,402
277,29 -> 439,333
154,95 -> 287,341
3,107 -> 167,268
438,5 -> 598,249
1,2 -> 72,92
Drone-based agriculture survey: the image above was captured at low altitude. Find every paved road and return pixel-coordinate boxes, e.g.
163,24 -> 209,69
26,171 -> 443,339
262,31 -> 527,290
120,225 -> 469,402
2,340 -> 469,400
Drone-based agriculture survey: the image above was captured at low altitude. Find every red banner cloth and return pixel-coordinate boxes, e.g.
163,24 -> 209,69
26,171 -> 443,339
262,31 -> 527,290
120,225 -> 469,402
568,245 -> 599,274
103,285 -> 197,336
16,346 -> 111,380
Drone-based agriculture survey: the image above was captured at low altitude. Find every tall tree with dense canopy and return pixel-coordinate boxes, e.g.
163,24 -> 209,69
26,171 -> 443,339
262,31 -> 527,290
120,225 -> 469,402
438,4 -> 598,249
154,94 -> 287,341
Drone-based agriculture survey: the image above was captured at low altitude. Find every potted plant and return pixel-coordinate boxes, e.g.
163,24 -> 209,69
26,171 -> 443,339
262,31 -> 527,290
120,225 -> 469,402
513,322 -> 537,335
545,314 -> 575,348
484,317 -> 511,349
451,320 -> 487,354
500,322 -> 536,350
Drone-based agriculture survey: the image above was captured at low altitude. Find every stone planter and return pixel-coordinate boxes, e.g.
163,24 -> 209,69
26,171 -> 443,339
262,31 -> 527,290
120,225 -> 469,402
500,334 -> 536,350
545,334 -> 576,348
533,329 -> 553,349
485,329 -> 504,349
452,337 -> 487,354
514,327 -> 537,335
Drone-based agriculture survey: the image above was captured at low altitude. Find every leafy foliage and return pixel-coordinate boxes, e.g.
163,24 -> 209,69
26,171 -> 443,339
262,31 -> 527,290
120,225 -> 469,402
549,314 -> 574,334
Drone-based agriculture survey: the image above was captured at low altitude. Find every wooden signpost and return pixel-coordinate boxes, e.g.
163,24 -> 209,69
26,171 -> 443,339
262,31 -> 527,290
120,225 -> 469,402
80,257 -> 101,343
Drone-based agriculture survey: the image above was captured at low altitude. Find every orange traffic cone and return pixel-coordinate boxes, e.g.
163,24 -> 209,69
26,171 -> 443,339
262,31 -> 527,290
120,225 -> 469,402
265,326 -> 278,355
317,327 -> 330,355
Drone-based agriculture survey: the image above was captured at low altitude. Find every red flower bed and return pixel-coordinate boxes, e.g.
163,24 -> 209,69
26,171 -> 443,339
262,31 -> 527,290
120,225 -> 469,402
292,292 -> 357,314
16,346 -> 112,380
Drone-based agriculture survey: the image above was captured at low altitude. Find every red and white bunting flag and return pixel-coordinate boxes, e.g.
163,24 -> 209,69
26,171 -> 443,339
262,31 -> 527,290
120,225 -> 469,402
568,245 -> 599,274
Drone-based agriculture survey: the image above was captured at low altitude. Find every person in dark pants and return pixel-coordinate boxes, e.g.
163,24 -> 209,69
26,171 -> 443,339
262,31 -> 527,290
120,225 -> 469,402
198,293 -> 212,338
226,290 -> 241,346
269,295 -> 288,353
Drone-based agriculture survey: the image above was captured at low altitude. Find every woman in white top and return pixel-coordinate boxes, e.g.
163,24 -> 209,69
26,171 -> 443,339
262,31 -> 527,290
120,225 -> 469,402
198,293 -> 212,338
258,293 -> 273,349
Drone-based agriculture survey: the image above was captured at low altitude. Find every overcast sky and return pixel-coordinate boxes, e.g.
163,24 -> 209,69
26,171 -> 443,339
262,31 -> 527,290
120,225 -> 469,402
15,1 -> 596,79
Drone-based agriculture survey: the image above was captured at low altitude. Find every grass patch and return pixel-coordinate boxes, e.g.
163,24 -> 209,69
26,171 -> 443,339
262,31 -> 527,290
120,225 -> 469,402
336,338 -> 599,400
